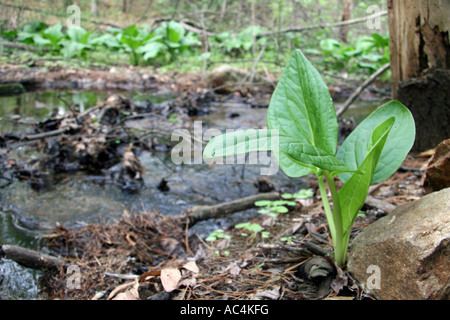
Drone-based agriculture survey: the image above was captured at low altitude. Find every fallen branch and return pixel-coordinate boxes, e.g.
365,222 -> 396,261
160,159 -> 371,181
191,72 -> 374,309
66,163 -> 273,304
365,195 -> 396,214
0,244 -> 64,271
0,2 -> 120,28
24,127 -> 72,141
259,10 -> 388,37
0,41 -> 50,52
336,62 -> 391,118
185,192 -> 281,225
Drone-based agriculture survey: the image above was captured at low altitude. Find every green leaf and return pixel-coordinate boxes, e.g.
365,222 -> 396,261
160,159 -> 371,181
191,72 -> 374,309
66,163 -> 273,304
267,49 -> 338,178
67,26 -> 88,43
43,23 -> 64,46
137,42 -> 164,60
287,143 -> 357,175
203,129 -> 275,159
60,40 -> 88,59
336,101 -> 415,184
293,188 -> 314,199
89,33 -> 121,49
32,34 -> 51,46
23,21 -> 48,33
273,206 -> 289,213
338,117 -> 395,239
254,200 -> 273,207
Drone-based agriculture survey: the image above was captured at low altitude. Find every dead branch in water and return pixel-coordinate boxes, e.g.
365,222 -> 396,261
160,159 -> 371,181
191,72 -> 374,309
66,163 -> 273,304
0,244 -> 64,271
184,192 -> 281,226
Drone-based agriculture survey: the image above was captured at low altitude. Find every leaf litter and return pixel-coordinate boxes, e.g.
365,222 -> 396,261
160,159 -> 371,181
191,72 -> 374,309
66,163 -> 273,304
40,154 -> 428,300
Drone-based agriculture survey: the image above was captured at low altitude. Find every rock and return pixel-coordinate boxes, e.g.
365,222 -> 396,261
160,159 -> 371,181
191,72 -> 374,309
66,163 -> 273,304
423,139 -> 450,193
347,188 -> 450,300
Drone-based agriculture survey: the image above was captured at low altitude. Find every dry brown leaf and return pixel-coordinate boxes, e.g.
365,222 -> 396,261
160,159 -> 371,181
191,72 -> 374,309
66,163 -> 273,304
225,262 -> 241,276
253,286 -> 281,300
179,277 -> 197,288
161,268 -> 182,292
182,261 -> 199,274
108,279 -> 140,300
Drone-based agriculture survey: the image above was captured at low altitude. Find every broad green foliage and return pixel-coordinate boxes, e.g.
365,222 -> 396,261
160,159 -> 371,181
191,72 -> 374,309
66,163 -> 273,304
204,49 -> 415,266
307,33 -> 390,73
2,20 -> 389,76
7,21 -> 201,65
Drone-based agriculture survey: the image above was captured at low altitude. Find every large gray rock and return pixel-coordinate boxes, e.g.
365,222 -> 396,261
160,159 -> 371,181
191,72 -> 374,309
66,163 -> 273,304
347,188 -> 450,300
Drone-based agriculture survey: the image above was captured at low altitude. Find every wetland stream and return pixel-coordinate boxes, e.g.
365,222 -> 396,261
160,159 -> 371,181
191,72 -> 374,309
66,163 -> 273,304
0,89 -> 377,299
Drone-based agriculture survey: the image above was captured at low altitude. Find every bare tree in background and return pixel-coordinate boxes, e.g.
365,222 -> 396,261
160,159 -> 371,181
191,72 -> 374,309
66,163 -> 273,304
91,0 -> 99,18
339,0 -> 353,43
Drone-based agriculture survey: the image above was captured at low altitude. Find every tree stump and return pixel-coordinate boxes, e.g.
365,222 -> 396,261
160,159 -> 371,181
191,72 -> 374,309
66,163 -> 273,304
388,0 -> 450,151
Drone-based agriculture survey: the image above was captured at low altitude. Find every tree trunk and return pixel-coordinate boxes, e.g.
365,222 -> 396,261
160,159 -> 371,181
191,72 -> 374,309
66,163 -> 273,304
91,0 -> 99,17
388,0 -> 450,152
339,0 -> 353,43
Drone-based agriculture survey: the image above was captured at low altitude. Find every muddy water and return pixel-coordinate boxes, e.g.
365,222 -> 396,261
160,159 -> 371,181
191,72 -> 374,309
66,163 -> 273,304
0,89 -> 376,299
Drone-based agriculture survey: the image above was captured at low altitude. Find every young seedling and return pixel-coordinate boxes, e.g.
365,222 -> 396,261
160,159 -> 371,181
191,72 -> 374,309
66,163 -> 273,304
203,49 -> 415,267
255,199 -> 296,218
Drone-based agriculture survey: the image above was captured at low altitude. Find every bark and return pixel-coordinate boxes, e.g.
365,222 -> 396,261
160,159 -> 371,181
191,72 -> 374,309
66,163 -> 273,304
185,192 -> 281,225
388,0 -> 450,151
339,0 -> 353,43
0,244 -> 64,271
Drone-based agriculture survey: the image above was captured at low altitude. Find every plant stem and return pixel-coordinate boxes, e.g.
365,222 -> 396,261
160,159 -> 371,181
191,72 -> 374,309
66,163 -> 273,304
317,172 -> 336,243
324,170 -> 346,267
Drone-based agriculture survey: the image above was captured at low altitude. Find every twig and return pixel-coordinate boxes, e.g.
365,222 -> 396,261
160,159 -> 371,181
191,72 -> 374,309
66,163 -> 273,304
364,195 -> 396,214
0,41 -> 50,52
0,244 -> 64,270
24,127 -> 72,141
104,272 -> 139,280
0,2 -> 120,28
336,63 -> 391,118
185,192 -> 281,225
259,10 -> 388,37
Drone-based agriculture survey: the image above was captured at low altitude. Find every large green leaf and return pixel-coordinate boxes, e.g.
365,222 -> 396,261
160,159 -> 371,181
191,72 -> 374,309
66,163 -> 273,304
43,23 -> 64,46
203,129 -> 275,159
338,117 -> 395,239
137,42 -> 164,61
287,143 -> 357,175
336,101 -> 415,184
267,49 -> 338,177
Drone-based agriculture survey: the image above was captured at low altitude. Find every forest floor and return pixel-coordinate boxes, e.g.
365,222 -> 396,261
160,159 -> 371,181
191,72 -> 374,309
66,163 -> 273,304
0,61 -> 428,300
40,153 -> 428,300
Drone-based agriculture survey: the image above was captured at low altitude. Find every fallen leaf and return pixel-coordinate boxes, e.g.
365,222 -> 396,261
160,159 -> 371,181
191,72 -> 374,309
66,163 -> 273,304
179,277 -> 197,288
182,261 -> 199,274
161,268 -> 182,292
108,279 -> 140,300
331,264 -> 348,293
254,286 -> 281,300
139,269 -> 161,282
225,262 -> 241,276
